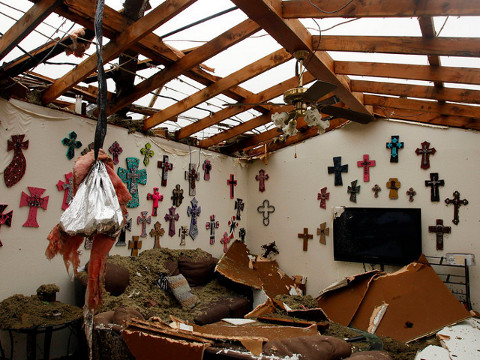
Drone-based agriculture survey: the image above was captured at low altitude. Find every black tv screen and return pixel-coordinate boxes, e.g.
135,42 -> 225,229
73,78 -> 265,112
333,207 -> 422,266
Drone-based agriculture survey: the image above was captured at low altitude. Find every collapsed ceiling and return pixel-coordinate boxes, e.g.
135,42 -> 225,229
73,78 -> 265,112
0,0 -> 479,159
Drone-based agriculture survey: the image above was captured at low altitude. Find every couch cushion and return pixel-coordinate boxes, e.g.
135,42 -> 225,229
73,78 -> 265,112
178,255 -> 217,287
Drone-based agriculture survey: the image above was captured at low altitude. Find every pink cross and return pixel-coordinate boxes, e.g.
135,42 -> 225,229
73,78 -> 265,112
147,187 -> 163,216
220,232 -> 230,253
317,187 -> 330,209
56,172 -> 73,210
20,187 -> 49,227
357,154 -> 375,182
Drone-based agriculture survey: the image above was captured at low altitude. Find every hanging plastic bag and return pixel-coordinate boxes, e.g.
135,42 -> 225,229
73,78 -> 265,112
60,160 -> 124,237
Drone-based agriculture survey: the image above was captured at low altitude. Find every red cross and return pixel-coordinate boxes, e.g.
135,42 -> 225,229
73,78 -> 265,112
357,154 -> 375,182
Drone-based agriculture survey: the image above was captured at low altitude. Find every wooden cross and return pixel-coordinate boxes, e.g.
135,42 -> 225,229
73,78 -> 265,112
164,206 -> 179,237
20,187 -> 49,227
386,178 -> 401,199
61,131 -> 82,160
317,187 -> 330,209
220,232 -> 230,253
255,169 -> 269,192
150,221 -> 165,249
317,222 -> 329,245
372,184 -> 381,198
386,135 -> 404,163
202,160 -> 212,181
357,154 -> 375,182
328,156 -> 348,186
118,157 -> 147,208
228,216 -> 238,239
56,172 -> 74,210
425,173 -> 444,202
227,174 -> 237,199
4,134 -> 28,188
298,228 -> 313,251
257,200 -> 275,226
128,236 -> 142,257
116,215 -> 132,246
81,142 -> 94,156
206,214 -> 219,245
445,191 -> 469,225
347,180 -> 360,203
429,219 -> 451,251
147,187 -> 163,216
171,184 -> 184,207
235,198 -> 244,220
185,163 -> 200,196
108,141 -> 122,165
158,155 -> 173,187
415,141 -> 436,169
178,226 -> 188,246
239,228 -> 246,243
140,143 -> 154,166
406,187 -> 417,202
187,198 -> 201,240
0,204 -> 13,247
137,211 -> 151,238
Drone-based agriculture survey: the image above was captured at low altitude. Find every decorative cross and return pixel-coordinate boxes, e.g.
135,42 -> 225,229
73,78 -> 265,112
328,156 -> 348,186
81,142 -> 94,156
317,187 -> 330,209
178,226 -> 188,246
137,211 -> 151,238
386,178 -> 401,199
164,206 -> 179,237
206,214 -> 219,245
228,216 -> 238,239
445,191 -> 468,225
150,221 -> 165,248
227,174 -> 237,199
386,135 -> 404,163
347,180 -> 360,203
20,187 -> 49,227
187,198 -> 201,240
171,184 -> 184,207
61,131 -> 82,160
255,169 -> 269,192
261,241 -> 279,258
415,141 -> 436,169
357,154 -> 375,182
220,232 -> 230,253
425,173 -> 444,202
118,157 -> 147,208
406,187 -> 417,202
428,219 -> 451,251
56,172 -> 74,210
116,215 -> 132,246
298,228 -> 313,251
140,143 -> 154,166
128,236 -> 142,257
235,198 -> 244,220
185,163 -> 200,196
257,200 -> 275,226
317,222 -> 329,245
0,205 -> 13,247
147,187 -> 163,216
4,134 -> 29,188
203,160 -> 212,181
108,141 -> 123,165
372,184 -> 381,198
158,155 -> 173,187
239,228 -> 246,243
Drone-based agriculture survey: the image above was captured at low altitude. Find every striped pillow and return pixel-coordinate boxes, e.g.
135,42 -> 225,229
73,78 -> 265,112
166,274 -> 199,309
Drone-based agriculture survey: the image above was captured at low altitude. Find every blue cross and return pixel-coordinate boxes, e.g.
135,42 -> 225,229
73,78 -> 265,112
118,157 -> 147,208
61,131 -> 82,160
386,135 -> 404,163
187,197 -> 201,240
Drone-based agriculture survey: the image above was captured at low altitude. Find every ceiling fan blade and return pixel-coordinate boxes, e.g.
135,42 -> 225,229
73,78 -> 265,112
302,80 -> 337,103
321,105 -> 374,124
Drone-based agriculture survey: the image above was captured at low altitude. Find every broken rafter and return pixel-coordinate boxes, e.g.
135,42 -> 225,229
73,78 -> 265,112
418,16 -> 444,90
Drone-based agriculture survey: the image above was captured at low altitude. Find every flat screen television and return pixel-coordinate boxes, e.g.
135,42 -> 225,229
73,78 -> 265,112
333,207 -> 422,266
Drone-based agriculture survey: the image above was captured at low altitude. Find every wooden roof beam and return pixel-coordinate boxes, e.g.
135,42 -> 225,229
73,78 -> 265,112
418,16 -> 444,90
282,0 -> 480,18
311,35 -> 480,57
41,0 -> 196,104
143,48 -> 292,129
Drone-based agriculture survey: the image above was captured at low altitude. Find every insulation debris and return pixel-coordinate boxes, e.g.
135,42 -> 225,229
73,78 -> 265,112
436,317 -> 480,359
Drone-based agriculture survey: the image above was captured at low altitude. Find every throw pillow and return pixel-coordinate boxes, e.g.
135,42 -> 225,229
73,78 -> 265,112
166,274 -> 199,309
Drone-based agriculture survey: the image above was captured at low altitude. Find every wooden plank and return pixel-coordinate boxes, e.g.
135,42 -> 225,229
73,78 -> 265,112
0,0 -> 61,61
311,35 -> 480,57
335,61 -> 480,85
231,0 -> 370,116
41,0 -> 196,104
108,19 -> 260,115
364,95 -> 480,118
282,0 -> 480,18
350,80 -> 480,105
418,17 -> 443,89
143,48 -> 292,129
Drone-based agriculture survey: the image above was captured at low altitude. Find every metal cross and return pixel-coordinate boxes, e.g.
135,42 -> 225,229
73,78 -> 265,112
164,206 -> 179,237
137,211 -> 151,238
20,187 -> 49,227
116,215 -> 132,246
128,236 -> 142,257
118,157 -> 147,208
328,156 -> 348,186
203,160 -> 212,180
257,200 -> 275,226
150,221 -> 165,248
56,172 -> 74,210
206,214 -> 219,245
372,184 -> 381,198
228,216 -> 238,239
357,154 -> 375,182
255,169 -> 269,192
347,180 -> 360,203
61,131 -> 82,160
445,191 -> 469,225
235,198 -> 244,220
0,204 -> 13,247
220,232 -> 230,253
317,222 -> 329,245
178,226 -> 188,246
185,163 -> 200,196
415,141 -> 436,169
298,228 -> 313,251
147,187 -> 163,216
187,198 -> 201,240
425,173 -> 444,202
171,184 -> 184,207
158,155 -> 173,187
386,178 -> 401,199
227,174 -> 237,199
317,187 -> 330,209
108,141 -> 123,165
428,219 -> 451,250
386,135 -> 404,163
406,187 -> 417,202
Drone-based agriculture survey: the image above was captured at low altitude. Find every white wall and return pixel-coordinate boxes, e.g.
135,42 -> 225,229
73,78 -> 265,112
247,120 -> 480,309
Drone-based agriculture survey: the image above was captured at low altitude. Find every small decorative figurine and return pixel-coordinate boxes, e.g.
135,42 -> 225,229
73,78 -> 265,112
206,215 -> 219,245
317,222 -> 329,245
317,187 -> 330,209
137,211 -> 151,238
185,163 -> 200,196
140,143 -> 154,166
357,154 -> 375,182
261,241 -> 279,258
147,187 -> 163,216
4,134 -> 29,188
425,173 -> 444,202
128,236 -> 142,257
298,228 -> 313,251
178,226 -> 188,246
220,232 -> 230,253
62,131 -> 82,160
20,187 -> 49,227
56,172 -> 74,210
116,215 -> 132,246
118,157 -> 147,208
386,135 -> 404,163
158,155 -> 173,187
257,200 -> 275,226
227,174 -> 237,199
108,141 -> 123,165
150,221 -> 165,248
239,228 -> 246,243
235,198 -> 244,220
164,206 -> 179,237
386,178 -> 401,199
328,156 -> 348,186
0,205 -> 13,247
406,187 -> 417,202
202,160 -> 212,181
347,180 -> 360,203
228,216 -> 238,239
428,219 -> 451,251
171,184 -> 184,207
255,169 -> 269,192
187,198 -> 201,240
445,191 -> 468,225
415,141 -> 436,169
372,184 -> 381,198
